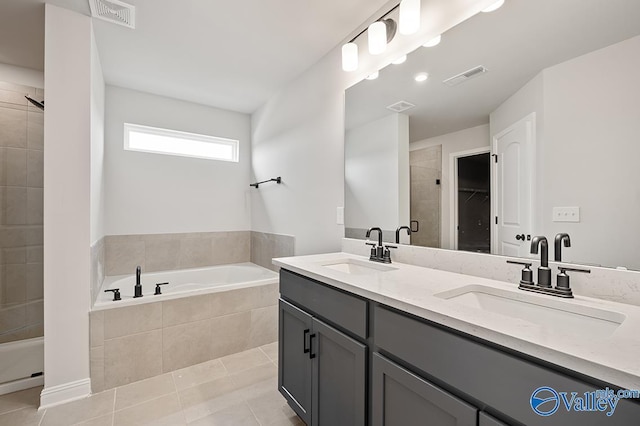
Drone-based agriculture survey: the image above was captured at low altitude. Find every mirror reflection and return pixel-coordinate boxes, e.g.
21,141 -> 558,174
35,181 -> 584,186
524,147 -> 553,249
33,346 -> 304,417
344,0 -> 640,270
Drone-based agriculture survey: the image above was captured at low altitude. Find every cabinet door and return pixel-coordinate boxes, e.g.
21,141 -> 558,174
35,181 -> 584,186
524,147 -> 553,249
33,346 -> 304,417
372,353 -> 477,426
279,299 -> 313,425
311,318 -> 366,426
479,412 -> 508,426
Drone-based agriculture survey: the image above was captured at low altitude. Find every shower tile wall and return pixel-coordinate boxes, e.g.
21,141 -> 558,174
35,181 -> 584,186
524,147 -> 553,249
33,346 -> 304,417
0,82 -> 44,345
410,145 -> 442,248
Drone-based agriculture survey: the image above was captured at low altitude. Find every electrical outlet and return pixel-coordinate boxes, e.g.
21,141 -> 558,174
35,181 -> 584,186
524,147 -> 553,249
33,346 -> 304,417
336,207 -> 344,225
552,207 -> 580,222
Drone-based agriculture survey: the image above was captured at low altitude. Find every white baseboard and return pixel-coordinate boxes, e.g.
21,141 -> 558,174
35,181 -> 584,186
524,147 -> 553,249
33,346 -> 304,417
39,378 -> 91,409
0,375 -> 44,396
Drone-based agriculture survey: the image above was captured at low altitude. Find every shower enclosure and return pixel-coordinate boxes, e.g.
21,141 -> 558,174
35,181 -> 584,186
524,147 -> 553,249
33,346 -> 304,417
0,81 -> 44,392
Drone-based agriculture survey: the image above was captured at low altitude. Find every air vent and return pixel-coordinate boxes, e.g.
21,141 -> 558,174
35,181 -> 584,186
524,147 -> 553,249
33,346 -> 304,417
386,101 -> 415,113
443,66 -> 488,87
89,0 -> 135,29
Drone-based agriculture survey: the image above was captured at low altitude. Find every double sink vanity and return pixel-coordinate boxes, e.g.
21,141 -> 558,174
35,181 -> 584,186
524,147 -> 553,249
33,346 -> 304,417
274,252 -> 640,425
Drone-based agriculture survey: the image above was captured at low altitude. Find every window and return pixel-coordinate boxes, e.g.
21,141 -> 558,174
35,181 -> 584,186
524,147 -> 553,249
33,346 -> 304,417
124,123 -> 239,162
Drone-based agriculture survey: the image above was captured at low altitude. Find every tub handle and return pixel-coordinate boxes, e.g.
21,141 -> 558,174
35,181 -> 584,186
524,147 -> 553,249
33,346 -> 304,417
104,288 -> 121,301
303,329 -> 310,353
154,282 -> 169,295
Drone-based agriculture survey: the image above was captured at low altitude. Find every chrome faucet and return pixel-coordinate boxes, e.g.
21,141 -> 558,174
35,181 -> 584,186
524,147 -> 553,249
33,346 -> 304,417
395,226 -> 411,244
554,233 -> 571,262
134,266 -> 143,298
530,236 -> 551,287
365,227 -> 396,263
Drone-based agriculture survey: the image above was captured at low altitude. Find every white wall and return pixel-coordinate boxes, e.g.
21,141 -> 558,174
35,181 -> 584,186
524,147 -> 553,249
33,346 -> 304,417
251,0 -> 497,255
42,4 -> 93,406
411,124 -> 490,249
345,114 -> 409,232
541,35 -> 640,268
0,63 -> 43,88
104,86 -> 251,235
90,32 -> 105,244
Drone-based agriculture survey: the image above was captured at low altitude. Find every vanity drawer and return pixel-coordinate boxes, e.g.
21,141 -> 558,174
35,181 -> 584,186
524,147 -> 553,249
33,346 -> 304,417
280,269 -> 367,339
374,305 -> 640,426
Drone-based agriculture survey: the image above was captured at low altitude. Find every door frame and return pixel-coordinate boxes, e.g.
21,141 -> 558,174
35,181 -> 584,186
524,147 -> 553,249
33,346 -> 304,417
490,112 -> 537,255
449,147 -> 491,250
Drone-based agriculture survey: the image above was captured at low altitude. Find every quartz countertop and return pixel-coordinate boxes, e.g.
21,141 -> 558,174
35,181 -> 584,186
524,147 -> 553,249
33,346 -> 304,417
273,252 -> 640,390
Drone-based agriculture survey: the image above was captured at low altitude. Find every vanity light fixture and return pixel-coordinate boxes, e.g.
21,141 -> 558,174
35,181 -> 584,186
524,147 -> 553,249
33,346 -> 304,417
369,19 -> 397,55
365,71 -> 380,80
391,55 -> 407,65
399,0 -> 421,35
342,42 -> 358,72
423,34 -> 442,47
414,72 -> 429,82
482,0 -> 505,13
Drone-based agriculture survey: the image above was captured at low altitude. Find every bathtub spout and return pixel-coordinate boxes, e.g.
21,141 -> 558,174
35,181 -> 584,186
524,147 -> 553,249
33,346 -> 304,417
134,266 -> 143,298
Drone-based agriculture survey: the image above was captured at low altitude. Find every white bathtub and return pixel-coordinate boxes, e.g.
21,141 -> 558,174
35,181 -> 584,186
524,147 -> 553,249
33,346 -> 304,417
94,262 -> 278,309
0,337 -> 44,395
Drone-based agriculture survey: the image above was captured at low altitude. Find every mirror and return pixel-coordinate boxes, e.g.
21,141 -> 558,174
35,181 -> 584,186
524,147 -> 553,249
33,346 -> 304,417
344,0 -> 640,270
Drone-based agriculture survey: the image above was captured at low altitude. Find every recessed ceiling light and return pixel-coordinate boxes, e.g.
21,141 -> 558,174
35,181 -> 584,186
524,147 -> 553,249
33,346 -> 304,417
414,72 -> 429,82
423,35 -> 442,48
482,0 -> 505,13
365,71 -> 379,80
392,55 -> 407,65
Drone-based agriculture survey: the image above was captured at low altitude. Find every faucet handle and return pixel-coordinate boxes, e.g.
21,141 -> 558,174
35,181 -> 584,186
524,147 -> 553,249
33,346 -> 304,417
154,282 -> 169,295
506,260 -> 534,285
382,245 -> 397,263
104,288 -> 121,301
556,266 -> 590,295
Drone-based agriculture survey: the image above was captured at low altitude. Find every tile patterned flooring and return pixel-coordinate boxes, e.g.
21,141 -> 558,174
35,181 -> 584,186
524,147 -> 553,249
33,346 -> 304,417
0,342 -> 304,425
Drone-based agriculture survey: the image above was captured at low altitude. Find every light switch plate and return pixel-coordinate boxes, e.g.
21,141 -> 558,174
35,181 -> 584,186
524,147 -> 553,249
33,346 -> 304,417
552,206 -> 580,222
336,207 -> 344,225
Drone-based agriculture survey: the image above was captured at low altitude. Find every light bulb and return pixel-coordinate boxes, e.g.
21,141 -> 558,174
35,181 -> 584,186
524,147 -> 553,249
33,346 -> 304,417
342,43 -> 358,72
414,72 -> 429,82
423,35 -> 442,48
482,0 -> 505,13
368,21 -> 387,55
399,0 -> 421,35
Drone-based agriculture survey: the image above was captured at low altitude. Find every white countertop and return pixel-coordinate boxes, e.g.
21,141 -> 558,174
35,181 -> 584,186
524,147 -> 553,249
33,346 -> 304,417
273,252 -> 640,390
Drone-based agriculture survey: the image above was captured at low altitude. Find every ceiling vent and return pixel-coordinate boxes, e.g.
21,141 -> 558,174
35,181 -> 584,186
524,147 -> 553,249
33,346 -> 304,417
89,0 -> 135,29
443,66 -> 488,87
386,101 -> 415,113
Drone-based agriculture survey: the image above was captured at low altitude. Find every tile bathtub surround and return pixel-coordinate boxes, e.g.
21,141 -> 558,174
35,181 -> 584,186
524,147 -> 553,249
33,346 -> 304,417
0,81 -> 44,345
104,231 -> 251,276
342,238 -> 640,307
0,344 -> 298,426
250,231 -> 294,271
89,282 -> 279,391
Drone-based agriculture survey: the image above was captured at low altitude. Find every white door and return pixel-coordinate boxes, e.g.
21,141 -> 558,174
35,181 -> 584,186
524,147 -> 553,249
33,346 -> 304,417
492,113 -> 535,257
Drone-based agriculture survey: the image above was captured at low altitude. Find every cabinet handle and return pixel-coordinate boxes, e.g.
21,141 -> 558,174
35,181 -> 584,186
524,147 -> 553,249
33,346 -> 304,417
309,333 -> 316,359
303,329 -> 310,353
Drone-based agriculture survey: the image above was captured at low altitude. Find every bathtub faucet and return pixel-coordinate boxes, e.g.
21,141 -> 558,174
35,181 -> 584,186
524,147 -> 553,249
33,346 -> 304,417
134,266 -> 143,298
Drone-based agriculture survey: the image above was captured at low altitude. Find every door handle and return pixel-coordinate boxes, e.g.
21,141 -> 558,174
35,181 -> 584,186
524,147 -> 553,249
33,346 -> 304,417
309,333 -> 316,359
303,329 -> 310,353
515,234 -> 525,241
410,220 -> 419,233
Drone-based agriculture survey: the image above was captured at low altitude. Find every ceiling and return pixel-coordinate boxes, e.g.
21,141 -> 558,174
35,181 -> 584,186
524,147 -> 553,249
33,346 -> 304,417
0,0 -> 389,113
345,0 -> 640,142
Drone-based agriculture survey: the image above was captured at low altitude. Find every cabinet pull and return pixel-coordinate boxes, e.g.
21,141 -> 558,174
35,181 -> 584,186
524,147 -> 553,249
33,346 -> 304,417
303,329 -> 310,353
309,333 -> 317,359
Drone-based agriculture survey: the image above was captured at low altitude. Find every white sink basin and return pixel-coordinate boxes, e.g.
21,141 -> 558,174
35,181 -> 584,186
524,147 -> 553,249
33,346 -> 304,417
321,258 -> 397,275
435,285 -> 625,338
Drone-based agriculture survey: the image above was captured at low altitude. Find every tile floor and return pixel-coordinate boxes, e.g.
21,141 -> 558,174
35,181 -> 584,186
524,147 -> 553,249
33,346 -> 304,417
0,342 -> 304,426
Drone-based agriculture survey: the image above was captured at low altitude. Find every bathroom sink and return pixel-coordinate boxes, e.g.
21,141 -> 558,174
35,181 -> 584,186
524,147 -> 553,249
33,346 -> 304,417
435,285 -> 625,338
321,258 -> 397,275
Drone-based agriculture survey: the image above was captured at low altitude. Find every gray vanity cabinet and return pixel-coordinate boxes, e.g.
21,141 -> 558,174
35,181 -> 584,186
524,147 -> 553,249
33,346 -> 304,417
372,353 -> 477,426
479,412 -> 508,426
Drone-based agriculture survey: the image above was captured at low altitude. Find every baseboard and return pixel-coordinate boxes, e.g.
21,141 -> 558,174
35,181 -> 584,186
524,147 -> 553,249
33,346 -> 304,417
39,378 -> 92,409
0,375 -> 44,396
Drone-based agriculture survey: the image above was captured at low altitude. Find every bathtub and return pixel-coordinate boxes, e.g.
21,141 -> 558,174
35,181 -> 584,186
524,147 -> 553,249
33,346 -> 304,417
94,262 -> 278,309
0,337 -> 44,395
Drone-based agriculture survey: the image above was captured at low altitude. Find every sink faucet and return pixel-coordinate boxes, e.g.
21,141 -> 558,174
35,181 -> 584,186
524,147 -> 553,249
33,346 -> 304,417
395,226 -> 411,244
365,227 -> 396,263
554,233 -> 571,262
530,236 -> 551,287
134,266 -> 143,298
